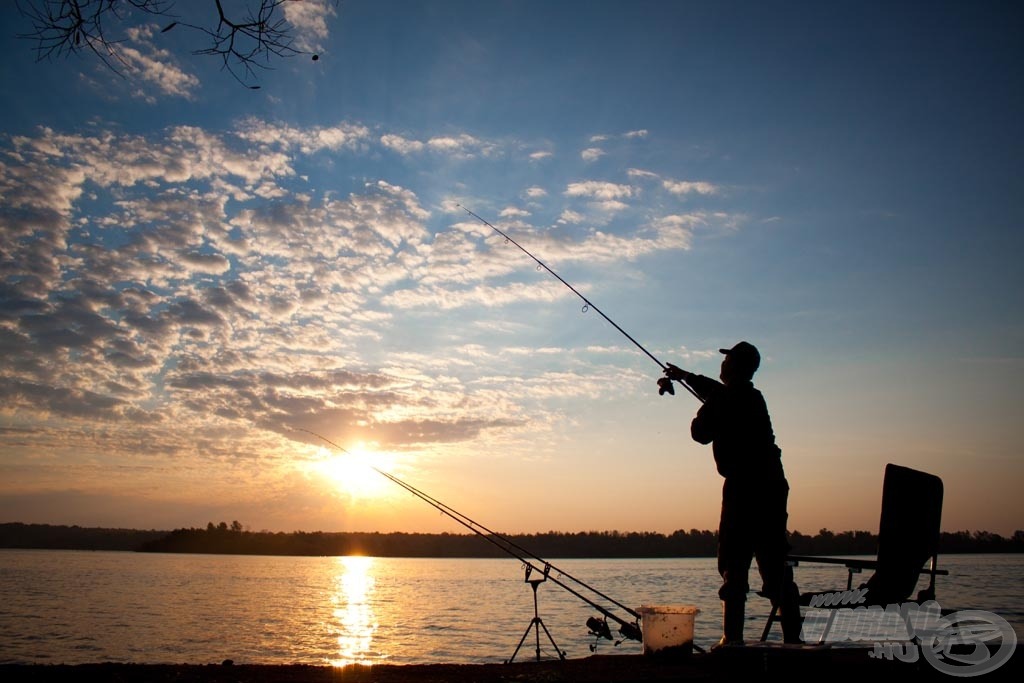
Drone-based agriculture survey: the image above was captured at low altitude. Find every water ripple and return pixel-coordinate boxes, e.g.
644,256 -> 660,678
0,550 -> 1020,665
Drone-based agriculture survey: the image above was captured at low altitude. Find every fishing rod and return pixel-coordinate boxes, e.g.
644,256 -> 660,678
456,205 -> 702,403
292,427 -> 642,644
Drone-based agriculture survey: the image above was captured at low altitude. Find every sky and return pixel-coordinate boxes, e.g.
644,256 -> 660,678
0,0 -> 1021,537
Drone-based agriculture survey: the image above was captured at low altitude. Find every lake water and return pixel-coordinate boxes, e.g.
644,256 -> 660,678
0,550 -> 1021,665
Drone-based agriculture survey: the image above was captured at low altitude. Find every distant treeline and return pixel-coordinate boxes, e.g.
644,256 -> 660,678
0,523 -> 166,551
2,522 -> 1022,556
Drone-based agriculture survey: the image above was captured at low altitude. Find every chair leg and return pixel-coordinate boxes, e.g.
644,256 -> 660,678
760,604 -> 779,641
819,609 -> 838,644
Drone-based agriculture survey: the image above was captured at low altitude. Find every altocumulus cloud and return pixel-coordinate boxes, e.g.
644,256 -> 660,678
0,119 -> 733,483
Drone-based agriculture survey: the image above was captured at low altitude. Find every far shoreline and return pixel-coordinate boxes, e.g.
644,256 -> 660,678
3,522 -> 1022,557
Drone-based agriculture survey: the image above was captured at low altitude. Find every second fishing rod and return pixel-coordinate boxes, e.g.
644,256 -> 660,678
293,428 -> 643,645
456,205 -> 702,402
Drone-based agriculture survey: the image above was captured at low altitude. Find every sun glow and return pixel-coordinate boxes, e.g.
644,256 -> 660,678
312,444 -> 394,500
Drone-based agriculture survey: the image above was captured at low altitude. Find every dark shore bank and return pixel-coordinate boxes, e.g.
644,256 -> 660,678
4,522 -> 1021,557
3,647 -> 1021,683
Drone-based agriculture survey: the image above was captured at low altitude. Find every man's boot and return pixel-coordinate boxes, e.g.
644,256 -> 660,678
780,605 -> 804,644
713,600 -> 745,650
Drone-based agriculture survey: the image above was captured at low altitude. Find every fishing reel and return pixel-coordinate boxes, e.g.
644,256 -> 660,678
586,616 -> 643,652
587,616 -> 613,642
657,377 -> 675,396
619,621 -> 642,642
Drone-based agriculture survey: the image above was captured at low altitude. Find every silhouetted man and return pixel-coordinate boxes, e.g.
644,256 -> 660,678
663,341 -> 803,646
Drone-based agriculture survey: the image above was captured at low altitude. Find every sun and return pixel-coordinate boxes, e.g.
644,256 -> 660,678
313,444 -> 393,500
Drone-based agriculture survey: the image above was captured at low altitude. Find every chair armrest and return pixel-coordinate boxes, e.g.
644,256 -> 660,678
787,555 -> 878,570
787,555 -> 948,575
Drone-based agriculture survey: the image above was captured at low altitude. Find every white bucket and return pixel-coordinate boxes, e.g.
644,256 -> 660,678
637,604 -> 700,656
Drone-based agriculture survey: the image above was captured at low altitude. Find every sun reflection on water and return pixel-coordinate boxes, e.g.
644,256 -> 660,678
328,555 -> 380,667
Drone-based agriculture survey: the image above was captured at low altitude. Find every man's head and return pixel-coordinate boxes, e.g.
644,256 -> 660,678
719,341 -> 760,384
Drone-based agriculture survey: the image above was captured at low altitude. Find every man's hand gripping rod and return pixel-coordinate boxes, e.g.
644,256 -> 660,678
457,205 -> 702,402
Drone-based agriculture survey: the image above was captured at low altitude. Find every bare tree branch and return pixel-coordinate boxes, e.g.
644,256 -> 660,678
182,0 -> 301,88
14,0 -> 324,89
16,0 -> 172,75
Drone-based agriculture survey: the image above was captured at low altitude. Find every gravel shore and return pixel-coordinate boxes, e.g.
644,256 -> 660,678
4,645 -> 1020,683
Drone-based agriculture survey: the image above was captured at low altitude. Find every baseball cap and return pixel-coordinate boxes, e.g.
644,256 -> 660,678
719,341 -> 760,373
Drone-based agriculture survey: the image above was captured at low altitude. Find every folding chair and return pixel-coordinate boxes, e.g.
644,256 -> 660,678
760,463 -> 947,643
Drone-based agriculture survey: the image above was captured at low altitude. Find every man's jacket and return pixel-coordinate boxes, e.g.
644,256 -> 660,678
687,374 -> 785,482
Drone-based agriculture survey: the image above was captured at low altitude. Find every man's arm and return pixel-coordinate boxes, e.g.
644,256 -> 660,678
690,401 -> 716,444
664,363 -> 722,402
663,363 -> 722,444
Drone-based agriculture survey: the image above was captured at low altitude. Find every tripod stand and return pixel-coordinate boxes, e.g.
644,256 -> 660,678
506,564 -> 566,663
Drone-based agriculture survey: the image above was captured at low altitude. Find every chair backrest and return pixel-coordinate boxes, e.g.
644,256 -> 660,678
865,463 -> 944,605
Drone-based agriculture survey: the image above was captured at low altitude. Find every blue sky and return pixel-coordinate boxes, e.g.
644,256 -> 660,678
0,1 -> 1021,535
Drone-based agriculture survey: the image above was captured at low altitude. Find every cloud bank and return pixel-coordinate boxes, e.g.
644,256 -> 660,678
0,118 -> 732,526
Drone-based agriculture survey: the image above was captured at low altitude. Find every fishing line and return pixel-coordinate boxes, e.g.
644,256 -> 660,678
292,427 -> 642,642
456,205 -> 701,402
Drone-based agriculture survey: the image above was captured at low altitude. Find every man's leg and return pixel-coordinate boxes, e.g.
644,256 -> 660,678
754,480 -> 803,644
718,481 -> 755,646
757,554 -> 803,643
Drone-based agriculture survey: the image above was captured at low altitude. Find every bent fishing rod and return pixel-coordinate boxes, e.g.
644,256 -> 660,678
456,205 -> 701,402
293,427 -> 642,643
